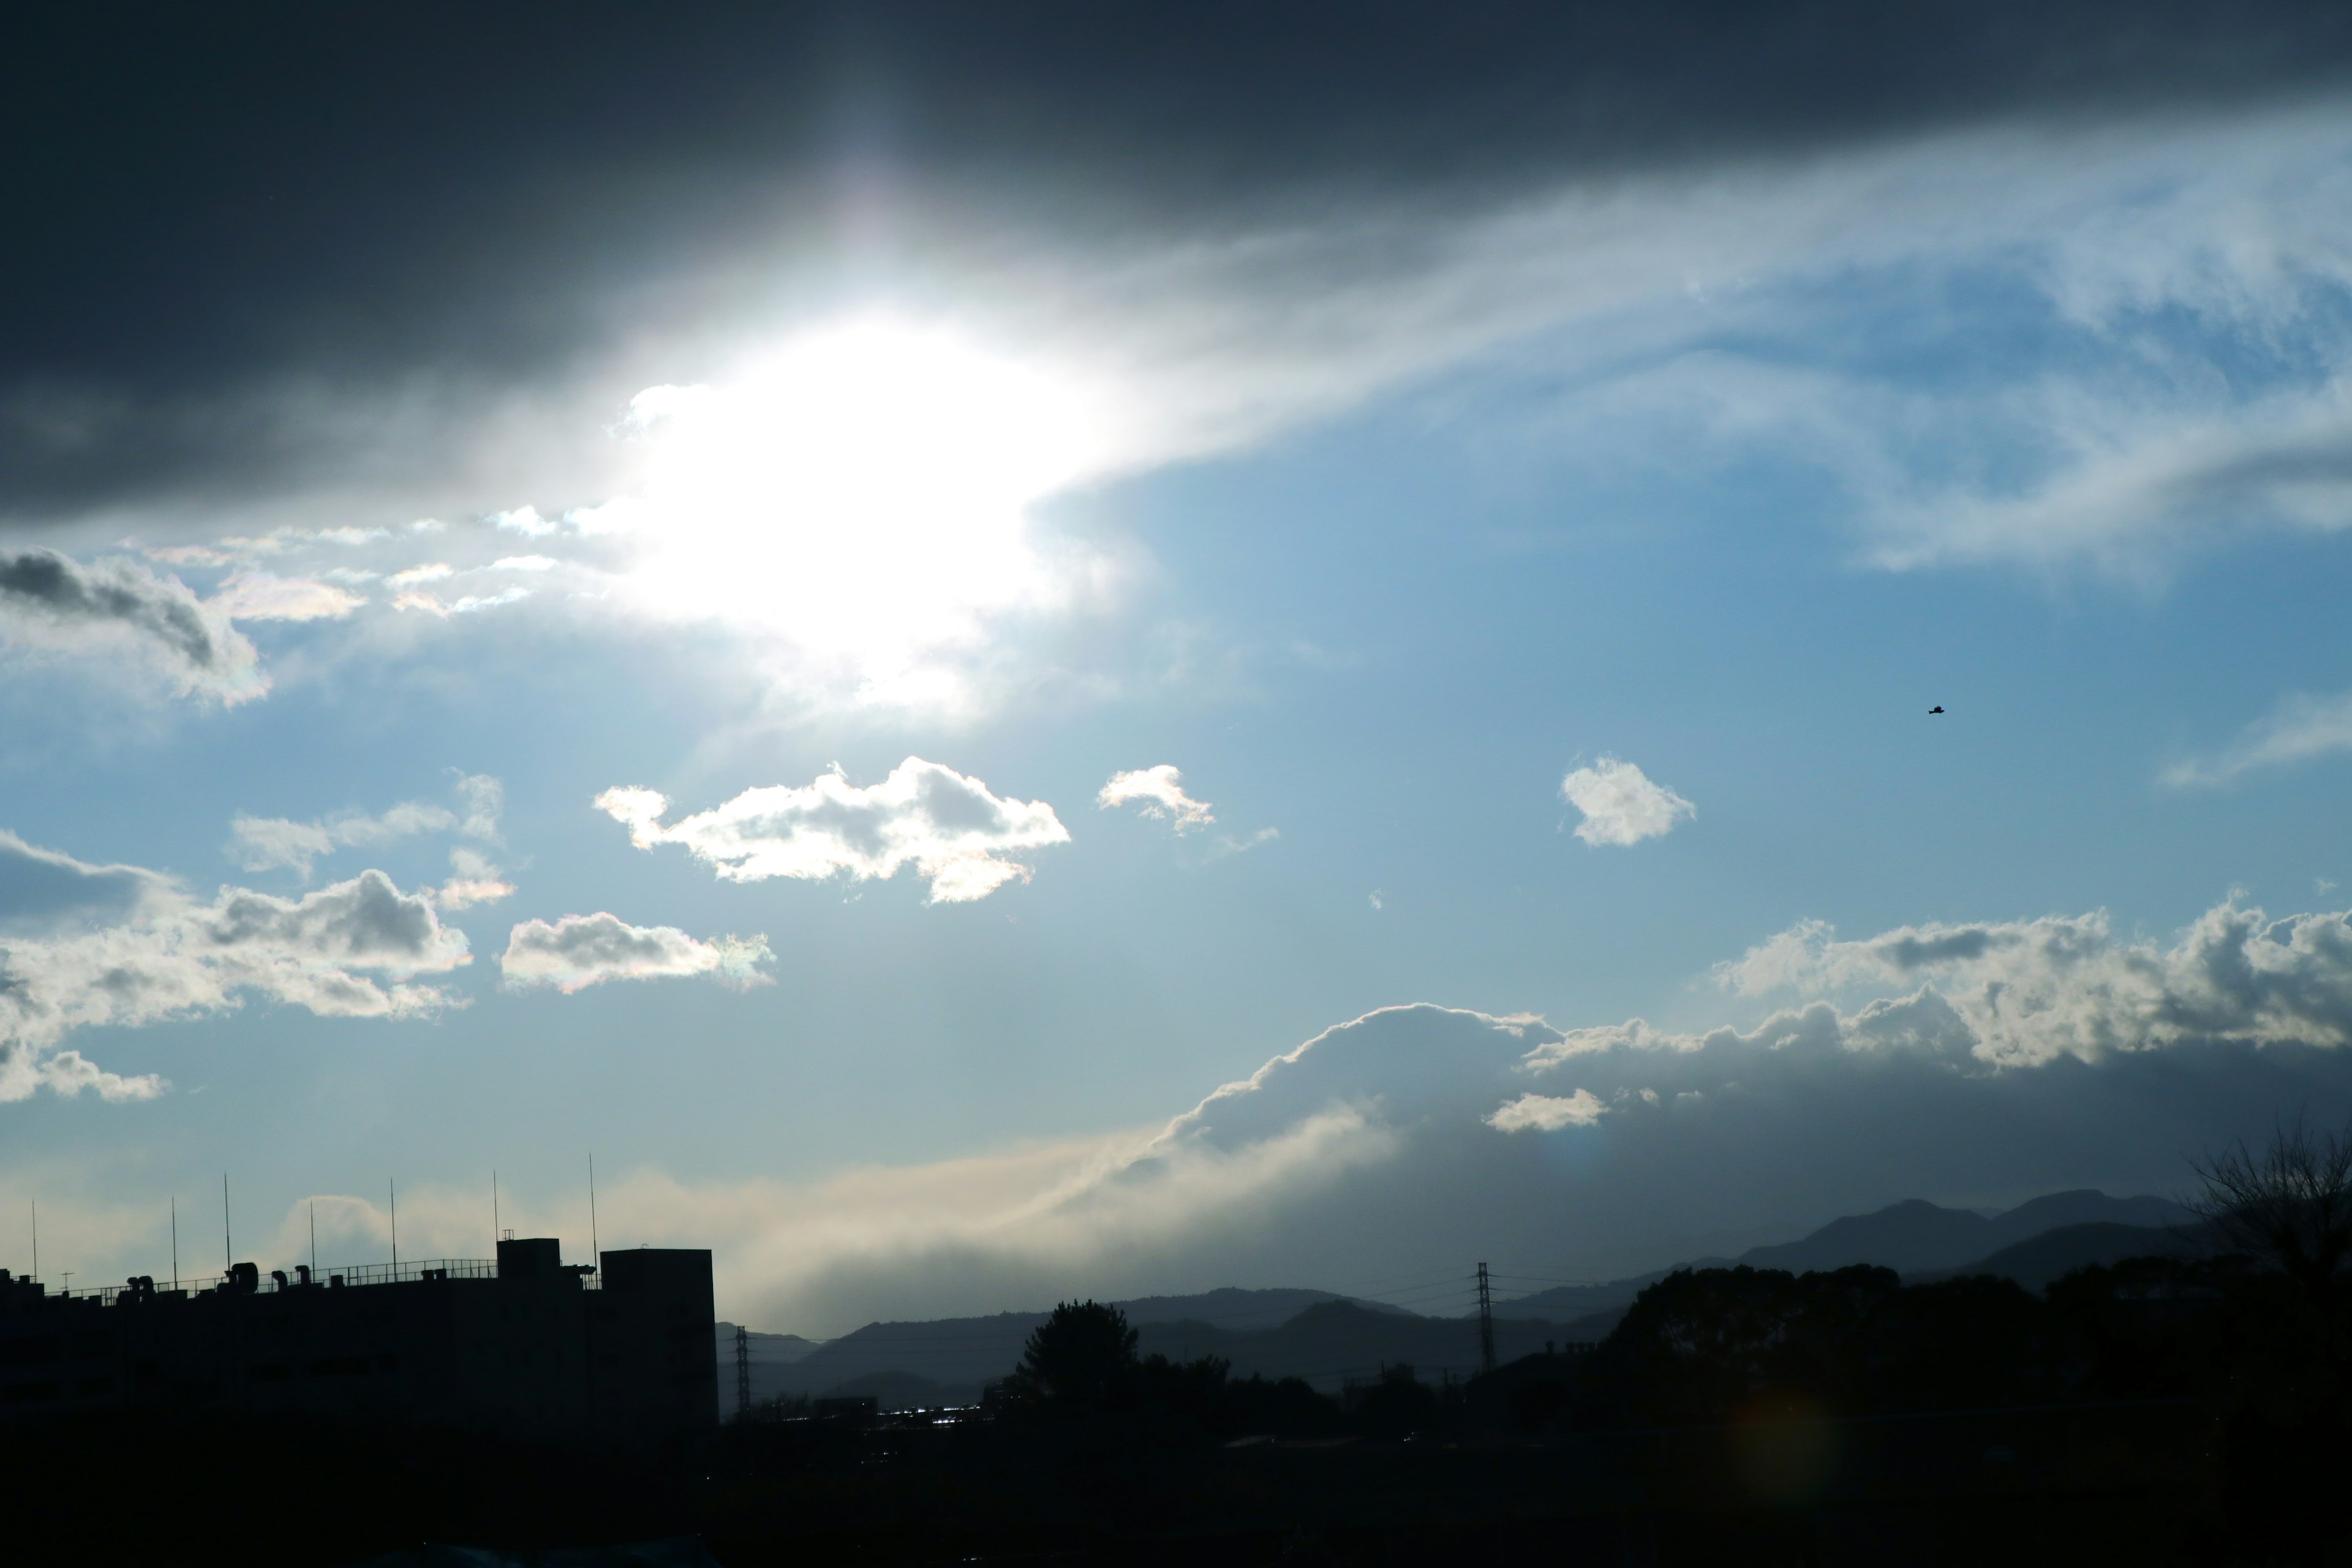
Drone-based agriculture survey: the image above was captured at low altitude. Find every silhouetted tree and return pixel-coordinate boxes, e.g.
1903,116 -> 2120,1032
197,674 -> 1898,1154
2192,1117 -> 2352,1306
1012,1299 -> 1139,1408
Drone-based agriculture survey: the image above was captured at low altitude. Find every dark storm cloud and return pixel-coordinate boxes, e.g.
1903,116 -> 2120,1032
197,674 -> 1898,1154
6,0 -> 2352,521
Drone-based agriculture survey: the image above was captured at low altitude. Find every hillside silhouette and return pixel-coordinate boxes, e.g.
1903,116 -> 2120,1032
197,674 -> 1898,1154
720,1189 -> 2198,1408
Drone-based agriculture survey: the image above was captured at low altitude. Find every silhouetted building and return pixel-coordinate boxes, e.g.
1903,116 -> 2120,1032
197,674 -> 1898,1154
0,1238 -> 715,1449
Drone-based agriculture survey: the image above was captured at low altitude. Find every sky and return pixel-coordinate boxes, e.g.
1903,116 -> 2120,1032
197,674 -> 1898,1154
9,1 -> 2352,1330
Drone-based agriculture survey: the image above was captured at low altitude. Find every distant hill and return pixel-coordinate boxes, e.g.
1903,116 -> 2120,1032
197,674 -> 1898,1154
1913,1221 -> 2199,1292
716,1189 -> 2201,1412
1733,1189 -> 2193,1276
1501,1270 -> 1687,1324
1498,1189 -> 2193,1322
1139,1300 -> 1572,1393
741,1287 -> 1418,1408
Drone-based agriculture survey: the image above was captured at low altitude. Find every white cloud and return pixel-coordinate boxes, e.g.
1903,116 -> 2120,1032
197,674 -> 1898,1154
448,587 -> 530,614
0,549 -> 264,704
1487,1090 -> 1608,1133
597,758 -> 1070,904
228,772 -> 505,881
1559,756 -> 1695,846
1098,764 -> 1215,829
0,833 -> 470,1103
386,564 -> 454,589
1705,898 -> 2352,1068
2163,690 -> 2352,788
491,505 -> 558,537
488,555 -> 559,572
499,912 -> 773,994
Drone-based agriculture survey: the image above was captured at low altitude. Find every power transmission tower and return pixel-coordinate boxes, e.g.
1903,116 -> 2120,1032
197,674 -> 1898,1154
1476,1262 -> 1496,1376
735,1323 -> 752,1420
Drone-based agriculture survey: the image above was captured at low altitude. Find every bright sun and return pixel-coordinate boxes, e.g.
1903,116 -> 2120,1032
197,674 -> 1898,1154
620,315 -> 1107,696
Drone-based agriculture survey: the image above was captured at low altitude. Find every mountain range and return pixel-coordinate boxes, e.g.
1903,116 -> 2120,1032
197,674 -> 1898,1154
716,1188 -> 2199,1409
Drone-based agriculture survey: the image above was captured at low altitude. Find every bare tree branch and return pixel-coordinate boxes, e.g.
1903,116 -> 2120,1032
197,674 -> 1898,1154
2190,1116 -> 2352,1303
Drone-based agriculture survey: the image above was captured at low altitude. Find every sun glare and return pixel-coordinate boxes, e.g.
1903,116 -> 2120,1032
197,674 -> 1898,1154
620,317 -> 1107,695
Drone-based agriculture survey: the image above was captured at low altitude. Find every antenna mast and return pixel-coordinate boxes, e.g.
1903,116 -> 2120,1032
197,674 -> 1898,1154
222,1173 -> 232,1268
588,1153 -> 600,1278
389,1179 -> 398,1272
309,1199 -> 317,1277
29,1199 -> 37,1284
170,1196 -> 178,1291
492,1170 -> 500,1252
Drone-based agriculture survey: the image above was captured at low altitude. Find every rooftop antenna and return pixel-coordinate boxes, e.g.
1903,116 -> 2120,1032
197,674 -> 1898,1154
222,1172 -> 232,1270
170,1197 -> 179,1292
309,1199 -> 317,1278
492,1170 -> 499,1254
29,1199 -> 37,1284
388,1178 -> 399,1273
588,1153 -> 599,1278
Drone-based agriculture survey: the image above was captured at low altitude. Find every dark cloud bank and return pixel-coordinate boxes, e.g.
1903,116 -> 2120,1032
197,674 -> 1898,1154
9,1 -> 2352,522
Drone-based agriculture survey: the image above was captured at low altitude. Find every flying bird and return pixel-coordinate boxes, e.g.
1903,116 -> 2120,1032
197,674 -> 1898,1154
1929,705 -> 1945,714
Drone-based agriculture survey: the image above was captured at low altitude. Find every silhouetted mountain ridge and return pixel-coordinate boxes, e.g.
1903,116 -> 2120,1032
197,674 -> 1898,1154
720,1190 -> 2198,1410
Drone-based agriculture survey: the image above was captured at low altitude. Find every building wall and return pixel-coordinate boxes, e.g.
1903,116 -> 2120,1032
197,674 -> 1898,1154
0,1245 -> 717,1449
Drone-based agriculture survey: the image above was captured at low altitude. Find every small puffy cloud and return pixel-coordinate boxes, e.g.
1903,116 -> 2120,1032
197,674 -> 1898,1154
1559,756 -> 1695,846
597,757 -> 1069,904
0,548 -> 263,703
1487,1089 -> 1608,1133
36,1049 -> 165,1102
2163,690 -> 2352,788
435,879 -> 515,910
1099,765 -> 1215,829
489,556 -> 559,572
228,772 -> 503,879
386,564 -> 454,589
500,912 -> 773,994
0,834 -> 470,1104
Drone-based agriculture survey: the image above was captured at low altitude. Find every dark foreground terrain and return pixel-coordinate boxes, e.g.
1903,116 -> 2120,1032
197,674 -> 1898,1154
11,1243 -> 2348,1566
0,1396 -> 2213,1567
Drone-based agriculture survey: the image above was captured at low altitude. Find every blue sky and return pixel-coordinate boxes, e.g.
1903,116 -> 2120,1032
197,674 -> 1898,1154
8,9 -> 2352,1328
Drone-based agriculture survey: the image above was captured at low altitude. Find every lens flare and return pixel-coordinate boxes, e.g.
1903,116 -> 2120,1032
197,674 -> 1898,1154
617,316 -> 1106,696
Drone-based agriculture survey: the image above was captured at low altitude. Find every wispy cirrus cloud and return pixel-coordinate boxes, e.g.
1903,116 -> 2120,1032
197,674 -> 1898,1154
597,758 -> 1069,904
2163,689 -> 2352,787
228,772 -> 505,877
206,571 -> 364,622
228,773 -> 514,908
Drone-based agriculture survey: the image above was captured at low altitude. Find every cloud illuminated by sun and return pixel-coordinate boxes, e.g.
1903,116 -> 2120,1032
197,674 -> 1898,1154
611,315 -> 1114,703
